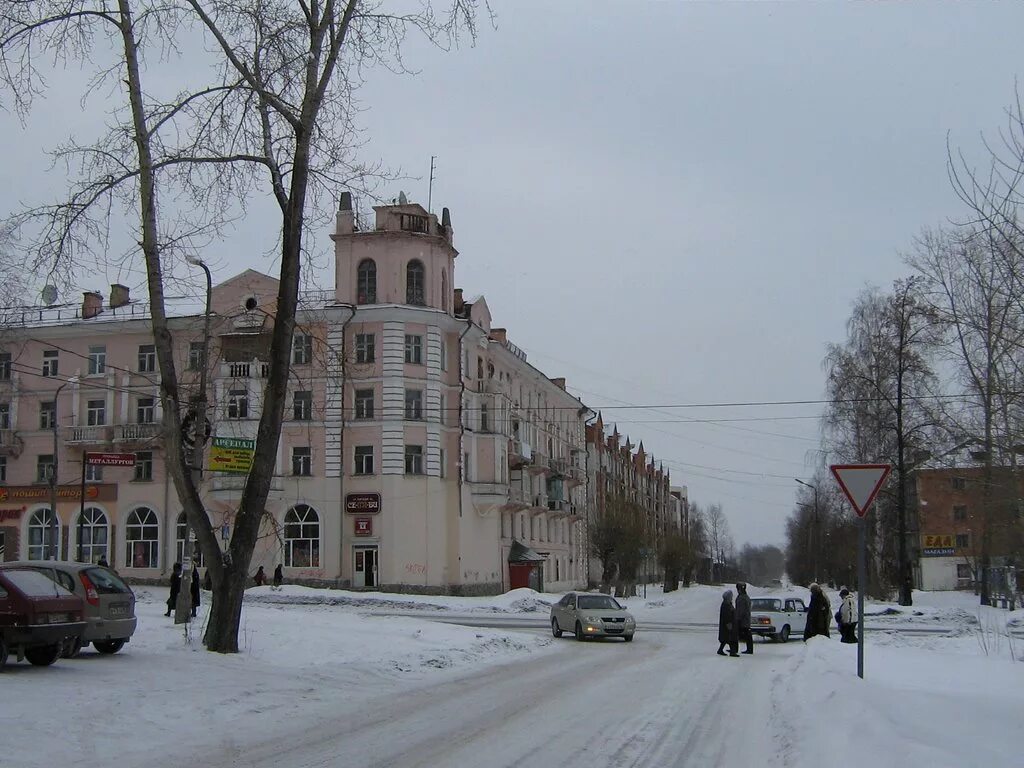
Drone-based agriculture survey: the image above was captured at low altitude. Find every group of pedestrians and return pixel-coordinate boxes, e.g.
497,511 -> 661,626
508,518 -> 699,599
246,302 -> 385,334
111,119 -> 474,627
164,562 -> 204,618
717,582 -> 754,657
253,564 -> 284,588
717,581 -> 859,655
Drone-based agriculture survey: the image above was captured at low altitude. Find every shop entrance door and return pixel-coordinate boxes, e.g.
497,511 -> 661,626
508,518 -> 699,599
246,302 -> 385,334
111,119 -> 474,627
354,546 -> 378,589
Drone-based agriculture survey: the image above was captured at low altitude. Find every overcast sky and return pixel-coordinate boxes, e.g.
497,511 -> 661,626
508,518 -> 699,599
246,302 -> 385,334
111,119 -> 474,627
3,1 -> 1024,548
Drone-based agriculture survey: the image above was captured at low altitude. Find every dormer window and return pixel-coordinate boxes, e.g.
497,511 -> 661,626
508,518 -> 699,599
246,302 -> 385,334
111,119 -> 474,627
357,259 -> 377,304
400,214 -> 428,233
406,260 -> 425,306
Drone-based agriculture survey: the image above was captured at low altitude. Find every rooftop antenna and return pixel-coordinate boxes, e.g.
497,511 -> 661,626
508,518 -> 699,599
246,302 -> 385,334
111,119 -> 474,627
427,155 -> 437,213
41,284 -> 58,305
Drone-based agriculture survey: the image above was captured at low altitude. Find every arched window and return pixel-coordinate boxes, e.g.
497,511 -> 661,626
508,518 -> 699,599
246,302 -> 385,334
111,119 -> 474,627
76,506 -> 109,564
175,512 -> 205,567
27,508 -> 59,560
284,504 -> 320,567
406,259 -> 425,305
357,259 -> 377,304
125,507 -> 159,568
441,270 -> 449,312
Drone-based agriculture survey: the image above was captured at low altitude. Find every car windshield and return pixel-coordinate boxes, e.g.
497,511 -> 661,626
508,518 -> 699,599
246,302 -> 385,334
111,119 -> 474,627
2,569 -> 74,597
577,595 -> 622,610
751,599 -> 782,611
85,567 -> 133,595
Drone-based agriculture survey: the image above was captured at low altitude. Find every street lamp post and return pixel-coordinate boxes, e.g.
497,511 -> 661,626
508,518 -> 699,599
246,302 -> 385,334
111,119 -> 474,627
795,478 -> 819,584
49,376 -> 79,560
176,255 -> 213,624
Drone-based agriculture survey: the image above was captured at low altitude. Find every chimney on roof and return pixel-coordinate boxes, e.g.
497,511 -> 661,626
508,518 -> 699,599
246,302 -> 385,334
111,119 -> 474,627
82,291 -> 103,319
110,284 -> 130,309
550,377 -> 566,390
454,288 -> 464,312
490,328 -> 507,344
336,191 -> 355,235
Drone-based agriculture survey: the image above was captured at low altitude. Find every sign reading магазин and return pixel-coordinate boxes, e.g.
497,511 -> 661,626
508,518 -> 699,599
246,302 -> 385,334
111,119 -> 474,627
345,493 -> 381,514
922,547 -> 956,557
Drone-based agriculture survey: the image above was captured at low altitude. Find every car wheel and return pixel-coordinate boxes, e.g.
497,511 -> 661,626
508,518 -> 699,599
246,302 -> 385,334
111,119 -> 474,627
25,644 -> 61,666
575,621 -> 586,641
0,637 -> 8,671
624,634 -> 634,643
551,617 -> 562,638
780,625 -> 790,643
62,637 -> 83,659
93,639 -> 126,655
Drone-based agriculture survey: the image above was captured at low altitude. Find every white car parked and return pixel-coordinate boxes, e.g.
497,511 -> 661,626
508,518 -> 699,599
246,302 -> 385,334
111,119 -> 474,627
749,595 -> 807,642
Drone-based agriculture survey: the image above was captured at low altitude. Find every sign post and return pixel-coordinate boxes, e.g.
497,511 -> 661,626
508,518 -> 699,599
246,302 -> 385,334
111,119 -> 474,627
830,463 -> 891,680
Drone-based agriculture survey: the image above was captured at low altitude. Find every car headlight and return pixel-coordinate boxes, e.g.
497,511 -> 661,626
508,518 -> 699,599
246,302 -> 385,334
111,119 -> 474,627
625,617 -> 635,624
582,614 -> 601,624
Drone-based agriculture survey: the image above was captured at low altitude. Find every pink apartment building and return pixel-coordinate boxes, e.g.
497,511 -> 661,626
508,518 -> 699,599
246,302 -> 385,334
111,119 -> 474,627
0,195 -> 590,594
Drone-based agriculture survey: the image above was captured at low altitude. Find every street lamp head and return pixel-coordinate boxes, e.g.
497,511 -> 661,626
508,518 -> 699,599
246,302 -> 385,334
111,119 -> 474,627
185,254 -> 206,267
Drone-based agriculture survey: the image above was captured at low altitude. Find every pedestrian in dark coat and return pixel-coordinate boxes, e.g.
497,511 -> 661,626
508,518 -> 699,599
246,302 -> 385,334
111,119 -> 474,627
273,564 -> 283,589
718,590 -> 740,656
97,555 -> 109,568
203,569 -> 212,592
166,562 -> 182,617
253,565 -> 266,586
190,565 -> 201,618
803,583 -> 831,640
735,582 -> 753,654
837,587 -> 857,644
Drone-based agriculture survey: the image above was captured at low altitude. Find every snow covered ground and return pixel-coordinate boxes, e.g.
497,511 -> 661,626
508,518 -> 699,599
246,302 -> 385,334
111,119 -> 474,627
3,583 -> 1021,767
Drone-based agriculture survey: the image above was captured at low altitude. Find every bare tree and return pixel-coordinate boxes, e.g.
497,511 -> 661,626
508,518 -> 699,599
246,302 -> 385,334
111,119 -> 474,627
704,503 -> 731,583
0,0 -> 481,652
823,279 -> 943,604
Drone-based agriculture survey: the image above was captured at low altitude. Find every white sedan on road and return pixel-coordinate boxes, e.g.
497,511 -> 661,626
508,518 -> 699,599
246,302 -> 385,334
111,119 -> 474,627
749,595 -> 807,642
550,592 -> 636,641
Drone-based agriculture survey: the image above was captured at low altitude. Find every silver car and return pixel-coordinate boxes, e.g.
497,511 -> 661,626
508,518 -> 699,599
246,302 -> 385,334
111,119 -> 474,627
550,592 -> 636,642
2,561 -> 137,655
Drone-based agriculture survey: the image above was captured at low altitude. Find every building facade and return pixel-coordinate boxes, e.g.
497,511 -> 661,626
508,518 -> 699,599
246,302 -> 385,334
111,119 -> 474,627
0,195 -> 591,594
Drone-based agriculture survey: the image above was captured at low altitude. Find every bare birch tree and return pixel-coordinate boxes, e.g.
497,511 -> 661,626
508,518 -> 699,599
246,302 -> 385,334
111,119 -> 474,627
0,0 -> 482,652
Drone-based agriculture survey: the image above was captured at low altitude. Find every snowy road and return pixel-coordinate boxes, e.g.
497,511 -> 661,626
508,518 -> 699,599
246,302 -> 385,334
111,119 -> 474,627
181,629 -> 785,768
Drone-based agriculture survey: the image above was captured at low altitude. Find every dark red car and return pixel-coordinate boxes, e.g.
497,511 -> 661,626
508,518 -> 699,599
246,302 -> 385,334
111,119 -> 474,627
0,567 -> 86,670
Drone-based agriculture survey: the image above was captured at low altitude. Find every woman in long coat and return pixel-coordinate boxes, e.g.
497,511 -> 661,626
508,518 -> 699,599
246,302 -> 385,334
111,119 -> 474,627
165,562 -> 182,617
803,583 -> 831,640
718,590 -> 739,656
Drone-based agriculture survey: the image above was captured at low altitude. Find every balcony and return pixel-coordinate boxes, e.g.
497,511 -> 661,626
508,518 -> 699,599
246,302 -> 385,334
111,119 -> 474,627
549,457 -> 568,478
527,451 -> 551,476
470,481 -> 509,508
66,426 -> 113,447
115,423 -> 164,444
482,378 -> 508,396
0,429 -> 21,456
547,499 -> 571,516
220,361 -> 270,379
566,464 -> 586,487
507,485 -> 530,508
508,439 -> 533,469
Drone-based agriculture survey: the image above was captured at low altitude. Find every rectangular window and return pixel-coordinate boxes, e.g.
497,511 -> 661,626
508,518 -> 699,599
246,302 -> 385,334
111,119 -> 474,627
292,333 -> 313,365
354,446 -> 374,475
293,390 -> 313,421
86,399 -> 106,426
480,402 -> 489,432
88,345 -> 106,375
0,352 -> 10,380
188,342 -> 205,371
0,403 -> 9,430
228,390 -> 249,419
956,563 -> 972,579
0,456 -> 6,483
355,389 -> 374,419
404,334 -> 422,364
37,454 -> 54,483
951,477 -> 967,490
134,451 -> 153,481
955,533 -> 970,549
292,446 -> 312,476
137,397 -> 155,424
138,344 -> 156,373
953,505 -> 967,521
464,451 -> 471,482
440,340 -> 447,372
85,464 -> 103,482
405,444 -> 424,475
42,349 -> 58,377
355,333 -> 375,364
40,401 -> 55,430
439,394 -> 446,426
405,389 -> 423,420
440,448 -> 446,479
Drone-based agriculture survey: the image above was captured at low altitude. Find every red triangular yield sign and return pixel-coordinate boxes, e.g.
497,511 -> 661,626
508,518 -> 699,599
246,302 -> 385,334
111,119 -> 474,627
830,464 -> 891,518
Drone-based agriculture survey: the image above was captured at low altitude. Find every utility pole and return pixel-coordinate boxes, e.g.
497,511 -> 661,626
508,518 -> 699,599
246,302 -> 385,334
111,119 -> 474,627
427,155 -> 437,213
49,376 -> 78,560
795,478 -> 819,583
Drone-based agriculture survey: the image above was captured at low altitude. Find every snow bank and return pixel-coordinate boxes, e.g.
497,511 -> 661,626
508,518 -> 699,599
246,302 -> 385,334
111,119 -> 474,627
774,636 -> 1023,768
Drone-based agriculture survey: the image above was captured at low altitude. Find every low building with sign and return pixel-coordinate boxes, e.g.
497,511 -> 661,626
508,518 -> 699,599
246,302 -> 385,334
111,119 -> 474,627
911,455 -> 1024,591
0,194 -> 637,595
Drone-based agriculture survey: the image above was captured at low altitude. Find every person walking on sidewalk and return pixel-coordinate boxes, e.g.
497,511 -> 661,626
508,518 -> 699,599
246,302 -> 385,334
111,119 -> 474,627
837,587 -> 857,643
165,562 -> 182,617
718,590 -> 740,657
803,583 -> 831,640
735,582 -> 754,654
